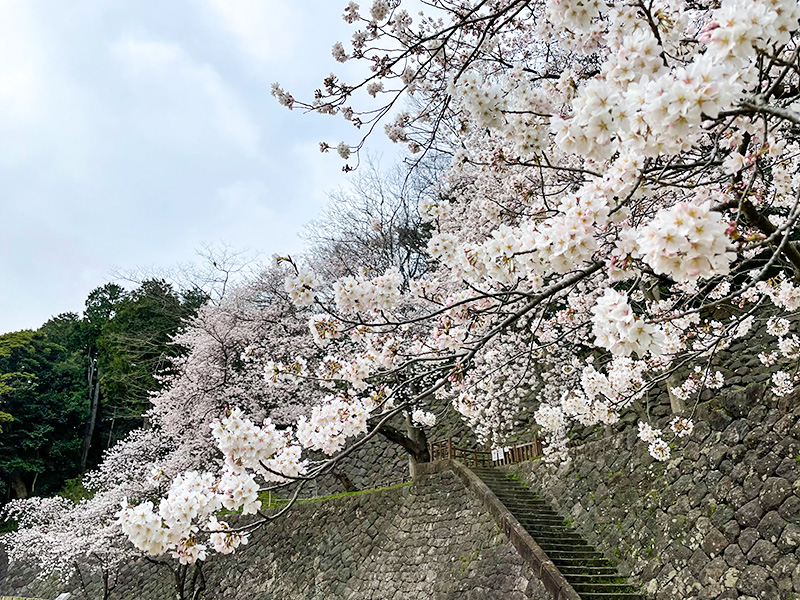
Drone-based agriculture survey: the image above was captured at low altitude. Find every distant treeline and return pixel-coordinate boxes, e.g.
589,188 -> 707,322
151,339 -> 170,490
0,280 -> 205,500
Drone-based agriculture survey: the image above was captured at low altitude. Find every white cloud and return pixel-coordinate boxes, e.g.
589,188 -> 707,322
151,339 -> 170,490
218,180 -> 273,221
0,1 -> 405,333
110,38 -> 261,156
0,1 -> 43,125
202,0 -> 295,65
213,180 -> 306,253
291,140 -> 358,207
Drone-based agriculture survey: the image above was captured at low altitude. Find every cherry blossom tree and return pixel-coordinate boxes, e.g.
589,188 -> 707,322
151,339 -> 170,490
112,0 -> 800,570
3,470 -> 141,599
302,154 -> 443,284
4,418 -> 207,599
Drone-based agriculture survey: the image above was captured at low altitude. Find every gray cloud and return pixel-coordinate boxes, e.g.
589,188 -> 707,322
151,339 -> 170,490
0,0 -> 399,331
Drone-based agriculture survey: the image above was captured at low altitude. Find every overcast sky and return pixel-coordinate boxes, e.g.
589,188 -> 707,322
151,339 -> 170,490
0,0 -> 400,332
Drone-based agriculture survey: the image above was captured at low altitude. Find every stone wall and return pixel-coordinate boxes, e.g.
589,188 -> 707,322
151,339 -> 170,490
301,430 -> 410,497
1,471 -> 549,600
509,384 -> 800,600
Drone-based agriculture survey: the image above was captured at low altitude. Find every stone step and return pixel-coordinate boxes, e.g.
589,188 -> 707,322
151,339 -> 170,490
551,556 -> 614,568
494,503 -> 560,515
558,566 -> 619,577
486,487 -> 547,496
519,528 -> 581,538
519,527 -> 580,538
490,492 -> 545,500
572,583 -> 638,594
478,478 -> 528,486
484,482 -> 535,489
488,491 -> 542,500
522,527 -> 581,542
493,491 -> 555,512
506,507 -> 561,516
564,574 -> 629,585
476,476 -> 524,484
513,515 -> 569,525
489,492 -> 550,502
581,592 -> 644,600
547,549 -> 607,560
523,532 -> 586,543
475,478 -> 527,487
535,541 -> 596,553
512,513 -> 567,523
482,484 -> 535,493
472,467 -> 643,600
484,483 -> 537,490
531,536 -> 591,546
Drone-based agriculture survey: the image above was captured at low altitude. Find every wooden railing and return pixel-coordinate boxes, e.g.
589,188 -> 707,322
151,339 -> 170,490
429,437 -> 543,467
492,439 -> 543,465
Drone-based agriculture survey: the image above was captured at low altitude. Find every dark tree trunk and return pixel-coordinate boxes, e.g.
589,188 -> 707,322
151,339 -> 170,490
331,466 -> 357,492
174,564 -> 186,600
173,562 -> 205,600
189,562 -> 206,600
376,420 -> 430,463
81,359 -> 101,471
404,413 -> 430,462
10,473 -> 27,499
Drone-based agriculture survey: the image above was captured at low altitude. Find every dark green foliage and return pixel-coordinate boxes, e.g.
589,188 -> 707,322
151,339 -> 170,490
0,279 -> 207,500
57,476 -> 93,503
0,329 -> 86,498
98,280 -> 204,419
0,409 -> 12,432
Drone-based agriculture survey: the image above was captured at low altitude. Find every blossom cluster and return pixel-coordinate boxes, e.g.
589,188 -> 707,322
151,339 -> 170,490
284,269 -> 318,307
591,289 -> 663,357
333,267 -> 403,314
119,408 -> 309,563
637,422 -> 671,462
295,394 -> 371,454
637,201 -> 735,283
211,407 -> 305,481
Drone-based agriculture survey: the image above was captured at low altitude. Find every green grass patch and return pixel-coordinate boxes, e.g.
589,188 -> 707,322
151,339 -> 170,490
458,547 -> 481,574
218,481 -> 411,516
287,481 -> 411,505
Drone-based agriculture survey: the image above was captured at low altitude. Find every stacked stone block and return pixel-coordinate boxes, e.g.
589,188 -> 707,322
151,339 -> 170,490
511,385 -> 800,600
1,472 -> 549,600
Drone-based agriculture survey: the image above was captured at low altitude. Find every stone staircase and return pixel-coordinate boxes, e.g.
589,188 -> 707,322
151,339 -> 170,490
471,467 -> 644,600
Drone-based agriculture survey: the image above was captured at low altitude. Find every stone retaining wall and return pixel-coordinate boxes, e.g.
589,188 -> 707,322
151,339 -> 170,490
301,431 -> 410,497
509,385 -> 800,600
1,471 -> 549,600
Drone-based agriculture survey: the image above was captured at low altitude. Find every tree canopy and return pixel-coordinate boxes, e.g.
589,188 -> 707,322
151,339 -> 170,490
0,279 -> 205,500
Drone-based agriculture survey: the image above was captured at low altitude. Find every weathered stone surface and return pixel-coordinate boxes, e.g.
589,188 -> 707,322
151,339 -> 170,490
757,510 -> 786,543
746,539 -> 780,567
779,522 -> 800,552
738,527 -> 760,554
724,544 -> 746,570
0,472 -> 550,600
702,528 -> 729,557
736,499 -> 765,528
509,384 -> 800,600
736,564 -> 769,596
760,477 -> 792,512
780,495 -> 800,523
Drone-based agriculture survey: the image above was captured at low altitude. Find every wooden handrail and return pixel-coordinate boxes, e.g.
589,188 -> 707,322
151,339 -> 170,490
428,437 -> 543,466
